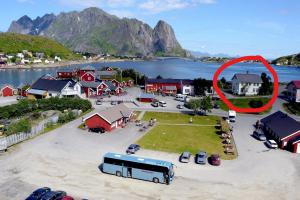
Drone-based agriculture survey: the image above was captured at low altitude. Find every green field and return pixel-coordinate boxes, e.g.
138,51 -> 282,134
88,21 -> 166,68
138,112 -> 236,160
142,112 -> 219,125
218,97 -> 271,113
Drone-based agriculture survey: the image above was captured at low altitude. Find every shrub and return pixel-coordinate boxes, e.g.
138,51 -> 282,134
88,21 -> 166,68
6,118 -> 31,135
249,100 -> 263,108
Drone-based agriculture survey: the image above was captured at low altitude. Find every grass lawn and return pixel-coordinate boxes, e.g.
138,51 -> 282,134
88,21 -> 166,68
142,112 -> 220,125
283,102 -> 300,116
137,125 -> 235,160
218,97 -> 271,114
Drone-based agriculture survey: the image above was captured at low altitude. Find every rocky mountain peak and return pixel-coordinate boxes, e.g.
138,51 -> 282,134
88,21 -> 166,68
7,8 -> 186,57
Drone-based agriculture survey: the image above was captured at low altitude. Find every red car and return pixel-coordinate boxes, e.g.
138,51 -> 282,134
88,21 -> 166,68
62,196 -> 74,200
210,154 -> 221,166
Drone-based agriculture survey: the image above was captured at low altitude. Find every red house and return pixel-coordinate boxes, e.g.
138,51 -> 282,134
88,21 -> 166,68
261,111 -> 300,153
80,81 -> 108,97
126,79 -> 134,87
1,85 -> 14,97
111,79 -> 120,87
84,104 -> 133,132
145,78 -> 193,94
105,67 -> 113,71
138,93 -> 155,102
80,71 -> 95,82
17,83 -> 30,97
77,66 -> 96,77
57,70 -> 75,79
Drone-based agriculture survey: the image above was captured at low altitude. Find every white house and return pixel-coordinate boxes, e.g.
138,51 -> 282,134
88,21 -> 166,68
231,73 -> 262,96
33,59 -> 42,64
54,56 -> 62,62
287,81 -> 300,103
181,84 -> 194,95
16,53 -> 24,59
28,78 -> 82,99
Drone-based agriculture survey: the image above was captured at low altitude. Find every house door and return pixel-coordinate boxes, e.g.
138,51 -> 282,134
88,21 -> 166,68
297,143 -> 300,153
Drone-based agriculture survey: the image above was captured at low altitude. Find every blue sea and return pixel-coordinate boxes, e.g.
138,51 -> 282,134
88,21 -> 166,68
0,58 -> 299,87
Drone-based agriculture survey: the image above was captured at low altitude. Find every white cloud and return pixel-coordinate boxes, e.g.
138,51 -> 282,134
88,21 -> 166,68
139,0 -> 216,13
17,0 -> 34,3
109,9 -> 135,18
58,0 -> 135,8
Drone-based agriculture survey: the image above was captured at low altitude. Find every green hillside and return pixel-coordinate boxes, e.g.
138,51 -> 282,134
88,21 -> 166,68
0,33 -> 76,59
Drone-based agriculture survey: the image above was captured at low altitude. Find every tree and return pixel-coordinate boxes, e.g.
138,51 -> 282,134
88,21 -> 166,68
259,72 -> 273,95
193,78 -> 212,96
187,99 -> 201,115
156,75 -> 163,79
199,96 -> 213,115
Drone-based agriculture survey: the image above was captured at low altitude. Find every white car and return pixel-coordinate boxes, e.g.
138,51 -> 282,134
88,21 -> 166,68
266,140 -> 278,149
159,101 -> 167,107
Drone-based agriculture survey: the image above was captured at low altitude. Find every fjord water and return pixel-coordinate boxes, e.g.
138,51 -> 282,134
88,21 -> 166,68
0,58 -> 300,86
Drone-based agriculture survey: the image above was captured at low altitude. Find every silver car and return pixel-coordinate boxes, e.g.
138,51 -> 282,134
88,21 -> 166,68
180,151 -> 191,163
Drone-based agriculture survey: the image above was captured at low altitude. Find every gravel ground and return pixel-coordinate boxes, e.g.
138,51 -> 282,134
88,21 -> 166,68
0,87 -> 299,200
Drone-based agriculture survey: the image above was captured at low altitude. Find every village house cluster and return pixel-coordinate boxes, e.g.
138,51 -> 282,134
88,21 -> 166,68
0,66 -> 134,99
0,50 -> 62,66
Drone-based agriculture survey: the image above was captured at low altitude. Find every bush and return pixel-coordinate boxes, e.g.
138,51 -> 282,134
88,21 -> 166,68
6,118 -> 31,135
0,98 -> 92,120
249,100 -> 263,108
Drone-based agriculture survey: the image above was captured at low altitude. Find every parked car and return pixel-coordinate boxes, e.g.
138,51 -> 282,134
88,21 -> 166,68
209,154 -> 221,166
40,191 -> 66,200
62,196 -> 74,200
151,102 -> 159,107
126,144 -> 141,154
159,101 -> 167,107
180,151 -> 191,163
213,103 -> 220,109
89,127 -> 105,134
25,187 -> 51,200
266,140 -> 278,149
16,96 -> 26,100
253,129 -> 266,141
95,100 -> 102,105
177,104 -> 184,109
195,151 -> 207,164
111,101 -> 117,105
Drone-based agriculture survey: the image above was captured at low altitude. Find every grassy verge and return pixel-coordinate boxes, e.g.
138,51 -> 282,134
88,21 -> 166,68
142,112 -> 219,125
218,97 -> 271,114
138,112 -> 236,160
283,102 -> 300,116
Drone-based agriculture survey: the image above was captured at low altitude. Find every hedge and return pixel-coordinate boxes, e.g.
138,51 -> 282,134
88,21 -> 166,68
0,97 -> 92,120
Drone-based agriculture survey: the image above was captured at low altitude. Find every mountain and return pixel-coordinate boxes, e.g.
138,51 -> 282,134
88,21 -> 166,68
190,51 -> 233,58
0,33 -> 75,59
272,53 -> 300,66
8,8 -> 186,57
8,14 -> 56,35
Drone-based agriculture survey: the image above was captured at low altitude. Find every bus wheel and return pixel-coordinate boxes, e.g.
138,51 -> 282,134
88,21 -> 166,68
153,177 -> 159,183
116,171 -> 121,177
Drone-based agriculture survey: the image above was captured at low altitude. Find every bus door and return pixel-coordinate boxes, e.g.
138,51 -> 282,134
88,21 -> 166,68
122,166 -> 128,177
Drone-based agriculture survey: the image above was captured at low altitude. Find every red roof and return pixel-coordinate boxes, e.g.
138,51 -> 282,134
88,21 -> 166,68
291,81 -> 300,89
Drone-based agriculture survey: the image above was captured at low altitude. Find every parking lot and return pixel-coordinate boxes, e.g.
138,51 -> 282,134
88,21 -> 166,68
0,101 -> 299,199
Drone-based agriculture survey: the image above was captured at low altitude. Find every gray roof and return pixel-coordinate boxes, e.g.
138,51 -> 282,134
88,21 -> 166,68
80,81 -> 101,89
81,66 -> 96,71
27,89 -> 47,95
139,93 -> 155,99
163,86 -> 177,90
88,103 -> 132,124
261,111 -> 300,140
232,73 -> 262,83
105,81 -> 117,91
96,70 -> 117,76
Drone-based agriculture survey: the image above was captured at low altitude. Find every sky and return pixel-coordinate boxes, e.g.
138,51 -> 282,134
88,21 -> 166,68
1,0 -> 300,59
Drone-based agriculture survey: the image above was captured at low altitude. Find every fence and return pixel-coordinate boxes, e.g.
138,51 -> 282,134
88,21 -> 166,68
0,114 -> 59,150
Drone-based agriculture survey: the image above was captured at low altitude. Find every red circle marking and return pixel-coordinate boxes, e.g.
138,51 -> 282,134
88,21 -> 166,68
213,55 -> 279,113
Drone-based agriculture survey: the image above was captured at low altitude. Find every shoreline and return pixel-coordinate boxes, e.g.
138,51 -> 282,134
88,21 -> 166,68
0,58 -> 141,70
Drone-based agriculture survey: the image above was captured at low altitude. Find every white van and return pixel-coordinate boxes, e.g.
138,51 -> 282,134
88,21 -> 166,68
228,110 -> 236,122
175,94 -> 187,102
